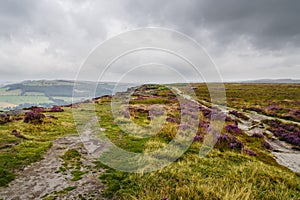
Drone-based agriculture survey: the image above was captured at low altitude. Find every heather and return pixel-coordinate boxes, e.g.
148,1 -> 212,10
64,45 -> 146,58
263,119 -> 300,146
94,86 -> 300,199
192,83 -> 300,122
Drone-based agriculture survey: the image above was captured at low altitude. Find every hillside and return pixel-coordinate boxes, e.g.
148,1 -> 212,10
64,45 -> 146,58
0,80 -> 134,110
242,79 -> 300,84
0,83 -> 300,199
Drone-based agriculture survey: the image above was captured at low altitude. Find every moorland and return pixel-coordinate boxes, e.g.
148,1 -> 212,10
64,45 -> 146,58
0,83 -> 300,200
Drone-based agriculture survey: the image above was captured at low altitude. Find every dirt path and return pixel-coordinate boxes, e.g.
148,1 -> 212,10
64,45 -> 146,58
0,136 -> 106,200
233,110 -> 300,173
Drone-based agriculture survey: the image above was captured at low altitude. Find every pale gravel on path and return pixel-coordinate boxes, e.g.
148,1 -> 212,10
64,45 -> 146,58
0,136 -> 106,200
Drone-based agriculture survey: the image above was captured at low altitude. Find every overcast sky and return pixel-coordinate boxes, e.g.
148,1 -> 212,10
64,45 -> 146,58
0,0 -> 299,82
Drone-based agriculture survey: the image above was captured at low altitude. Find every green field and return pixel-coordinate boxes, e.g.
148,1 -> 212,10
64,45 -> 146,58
0,80 -> 124,110
0,96 -> 53,105
0,88 -> 21,96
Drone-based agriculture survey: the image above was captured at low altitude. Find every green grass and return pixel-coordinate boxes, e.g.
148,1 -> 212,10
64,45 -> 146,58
130,98 -> 171,105
71,170 -> 85,181
0,88 -> 21,96
24,92 -> 45,96
42,185 -> 77,199
52,96 -> 84,102
0,96 -> 53,105
100,149 -> 300,200
55,185 -> 77,194
0,140 -> 51,186
0,107 -> 76,186
94,92 -> 300,200
190,83 -> 300,121
0,83 -> 300,199
191,83 -> 300,107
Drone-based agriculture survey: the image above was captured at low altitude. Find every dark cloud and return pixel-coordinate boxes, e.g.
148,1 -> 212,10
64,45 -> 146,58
0,0 -> 299,81
124,0 -> 300,49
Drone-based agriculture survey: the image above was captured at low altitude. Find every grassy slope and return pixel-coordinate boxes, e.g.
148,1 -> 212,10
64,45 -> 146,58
192,83 -> 300,121
0,107 -> 76,186
0,84 -> 299,199
95,92 -> 300,200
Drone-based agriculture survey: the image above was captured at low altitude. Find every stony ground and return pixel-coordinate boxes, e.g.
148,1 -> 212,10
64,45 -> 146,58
0,135 -> 106,200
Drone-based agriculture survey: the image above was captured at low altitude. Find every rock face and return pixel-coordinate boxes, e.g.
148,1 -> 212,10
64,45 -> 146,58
0,136 -> 105,200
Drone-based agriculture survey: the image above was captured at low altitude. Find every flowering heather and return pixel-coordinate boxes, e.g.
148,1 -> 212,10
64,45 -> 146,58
265,119 -> 300,146
252,133 -> 264,138
280,133 -> 300,146
245,107 -> 263,113
284,124 -> 297,132
243,148 -> 257,156
225,116 -> 234,122
0,113 -> 11,124
229,110 -> 249,120
265,119 -> 299,133
225,124 -> 243,134
199,121 -> 210,130
266,104 -> 284,111
193,135 -> 203,142
199,106 -> 211,118
31,107 -> 44,113
262,140 -> 273,150
24,112 -> 45,123
14,116 -> 23,121
273,127 -> 287,137
267,120 -> 281,128
216,134 -> 244,151
294,110 -> 300,116
49,106 -> 64,112
134,96 -> 146,101
218,134 -> 231,142
228,139 -> 244,150
166,117 -> 179,123
181,107 -> 199,121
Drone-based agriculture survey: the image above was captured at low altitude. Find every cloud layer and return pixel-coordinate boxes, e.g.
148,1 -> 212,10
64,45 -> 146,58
0,0 -> 299,82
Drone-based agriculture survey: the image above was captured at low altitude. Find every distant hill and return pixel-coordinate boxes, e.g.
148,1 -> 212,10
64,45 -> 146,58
0,80 -> 135,110
3,80 -> 136,96
0,81 -> 19,88
241,79 -> 300,83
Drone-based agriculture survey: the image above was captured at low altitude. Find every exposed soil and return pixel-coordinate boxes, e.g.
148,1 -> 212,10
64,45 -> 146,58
0,135 -> 106,200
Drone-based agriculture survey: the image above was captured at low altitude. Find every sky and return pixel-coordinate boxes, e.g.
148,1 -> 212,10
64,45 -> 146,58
0,0 -> 299,82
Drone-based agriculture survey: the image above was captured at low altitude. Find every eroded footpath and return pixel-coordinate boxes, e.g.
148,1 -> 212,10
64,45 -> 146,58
0,135 -> 105,200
